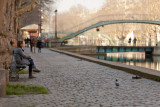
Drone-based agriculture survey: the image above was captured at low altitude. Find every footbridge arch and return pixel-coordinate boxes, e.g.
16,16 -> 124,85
60,14 -> 160,42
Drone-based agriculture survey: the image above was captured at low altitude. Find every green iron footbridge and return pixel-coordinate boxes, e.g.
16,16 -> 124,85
60,14 -> 160,42
60,20 -> 160,42
57,14 -> 160,55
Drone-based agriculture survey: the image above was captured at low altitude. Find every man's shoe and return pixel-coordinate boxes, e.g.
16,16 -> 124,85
29,76 -> 36,79
32,68 -> 41,72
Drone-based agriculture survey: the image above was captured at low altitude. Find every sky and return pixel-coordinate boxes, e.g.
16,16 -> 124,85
53,0 -> 107,13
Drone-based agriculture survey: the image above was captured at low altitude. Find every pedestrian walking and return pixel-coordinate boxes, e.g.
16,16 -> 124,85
24,38 -> 28,47
27,37 -> 30,47
133,37 -> 137,46
29,38 -> 32,52
128,37 -> 131,46
31,37 -> 37,53
37,38 -> 42,53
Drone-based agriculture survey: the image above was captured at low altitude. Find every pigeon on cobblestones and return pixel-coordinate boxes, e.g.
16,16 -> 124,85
77,59 -> 82,61
115,79 -> 119,87
132,75 -> 141,79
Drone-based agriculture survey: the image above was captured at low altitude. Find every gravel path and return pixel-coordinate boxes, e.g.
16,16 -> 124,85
0,48 -> 160,107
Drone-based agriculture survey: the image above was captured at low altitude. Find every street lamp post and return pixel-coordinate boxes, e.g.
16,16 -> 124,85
55,9 -> 58,39
40,10 -> 42,37
38,1 -> 42,37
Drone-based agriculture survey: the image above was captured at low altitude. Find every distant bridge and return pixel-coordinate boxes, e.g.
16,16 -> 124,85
60,14 -> 160,42
60,20 -> 160,42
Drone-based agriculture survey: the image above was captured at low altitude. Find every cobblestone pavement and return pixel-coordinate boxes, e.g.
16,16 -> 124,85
0,48 -> 160,107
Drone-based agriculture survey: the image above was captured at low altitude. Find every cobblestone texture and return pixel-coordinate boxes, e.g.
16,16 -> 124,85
0,48 -> 160,107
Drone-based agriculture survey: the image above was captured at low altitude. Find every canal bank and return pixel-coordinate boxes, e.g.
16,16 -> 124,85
50,48 -> 160,81
1,47 -> 160,107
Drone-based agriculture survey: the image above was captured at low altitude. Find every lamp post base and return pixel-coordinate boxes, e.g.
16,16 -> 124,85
47,38 -> 61,48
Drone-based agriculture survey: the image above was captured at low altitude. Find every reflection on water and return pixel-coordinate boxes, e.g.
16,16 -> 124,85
87,52 -> 160,71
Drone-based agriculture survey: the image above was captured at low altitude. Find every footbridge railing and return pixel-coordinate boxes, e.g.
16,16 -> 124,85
96,46 -> 154,55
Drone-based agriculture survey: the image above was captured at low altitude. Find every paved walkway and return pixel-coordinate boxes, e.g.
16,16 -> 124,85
0,48 -> 160,107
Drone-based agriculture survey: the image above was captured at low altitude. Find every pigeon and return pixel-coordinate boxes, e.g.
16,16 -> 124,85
77,59 -> 82,61
132,75 -> 141,79
115,79 -> 119,87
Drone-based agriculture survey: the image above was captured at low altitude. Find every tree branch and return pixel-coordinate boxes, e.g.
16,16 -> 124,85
14,0 -> 38,18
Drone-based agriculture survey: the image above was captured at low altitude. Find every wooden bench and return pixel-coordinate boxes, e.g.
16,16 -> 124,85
9,64 -> 26,81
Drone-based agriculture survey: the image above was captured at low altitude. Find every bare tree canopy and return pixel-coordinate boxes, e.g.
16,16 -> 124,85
21,0 -> 55,27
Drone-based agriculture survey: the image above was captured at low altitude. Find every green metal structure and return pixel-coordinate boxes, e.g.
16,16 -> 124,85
97,46 -> 154,55
60,20 -> 160,42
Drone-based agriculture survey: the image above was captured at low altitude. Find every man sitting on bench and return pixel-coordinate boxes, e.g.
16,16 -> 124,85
14,41 -> 40,79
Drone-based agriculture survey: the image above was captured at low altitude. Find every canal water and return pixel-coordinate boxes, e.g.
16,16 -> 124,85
57,46 -> 160,71
86,52 -> 160,71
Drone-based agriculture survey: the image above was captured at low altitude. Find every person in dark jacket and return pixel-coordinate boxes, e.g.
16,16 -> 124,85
29,38 -> 32,52
37,38 -> 42,53
13,41 -> 40,79
133,37 -> 137,46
